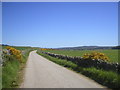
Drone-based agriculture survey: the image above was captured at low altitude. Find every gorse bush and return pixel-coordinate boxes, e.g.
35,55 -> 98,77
6,46 -> 22,62
83,52 -> 109,61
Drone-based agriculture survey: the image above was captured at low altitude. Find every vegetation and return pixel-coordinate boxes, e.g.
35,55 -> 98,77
2,46 -> 33,88
43,49 -> 119,63
83,52 -> 109,61
37,50 -> 120,89
6,46 -> 22,62
2,46 -> 119,88
112,46 -> 120,49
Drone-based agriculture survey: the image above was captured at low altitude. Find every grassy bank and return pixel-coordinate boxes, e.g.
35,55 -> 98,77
2,47 -> 33,88
43,49 -> 119,63
37,50 -> 120,89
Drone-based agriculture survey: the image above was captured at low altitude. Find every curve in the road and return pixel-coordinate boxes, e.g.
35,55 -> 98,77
21,51 -> 106,88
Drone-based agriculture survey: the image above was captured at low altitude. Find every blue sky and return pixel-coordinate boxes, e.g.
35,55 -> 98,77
2,2 -> 118,48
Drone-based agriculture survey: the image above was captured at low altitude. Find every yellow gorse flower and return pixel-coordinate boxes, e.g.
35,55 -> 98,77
6,46 -> 22,62
83,51 -> 109,61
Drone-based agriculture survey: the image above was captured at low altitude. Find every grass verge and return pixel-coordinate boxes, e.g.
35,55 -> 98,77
37,51 -> 120,89
2,48 -> 33,88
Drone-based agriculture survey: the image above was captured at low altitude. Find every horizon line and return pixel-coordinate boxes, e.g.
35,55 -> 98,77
0,44 -> 118,48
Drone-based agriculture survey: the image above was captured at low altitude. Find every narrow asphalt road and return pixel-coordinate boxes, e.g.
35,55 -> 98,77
21,51 -> 105,88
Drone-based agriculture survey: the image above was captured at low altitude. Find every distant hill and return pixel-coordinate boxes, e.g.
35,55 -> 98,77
0,44 -> 9,46
57,46 -> 115,50
112,46 -> 120,49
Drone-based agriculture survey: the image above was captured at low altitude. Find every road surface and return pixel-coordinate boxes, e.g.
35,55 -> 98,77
21,51 -> 105,88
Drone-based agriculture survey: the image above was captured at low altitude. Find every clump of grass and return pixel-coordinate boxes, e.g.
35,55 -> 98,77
37,50 -> 120,89
80,67 -> 120,89
2,55 -> 20,88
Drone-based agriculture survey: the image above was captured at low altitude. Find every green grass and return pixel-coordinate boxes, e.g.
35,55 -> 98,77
21,49 -> 33,63
0,67 -> 2,90
2,55 -> 20,88
43,49 -> 119,63
2,46 -> 33,88
37,50 -> 120,89
80,67 -> 120,88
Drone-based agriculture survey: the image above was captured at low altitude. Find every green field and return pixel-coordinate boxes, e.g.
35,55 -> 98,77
44,49 -> 119,63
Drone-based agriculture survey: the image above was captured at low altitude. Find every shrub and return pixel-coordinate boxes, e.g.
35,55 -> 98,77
83,52 -> 109,61
6,46 -> 22,62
